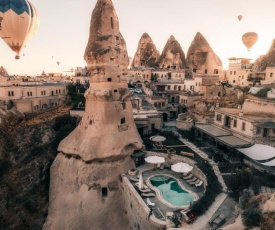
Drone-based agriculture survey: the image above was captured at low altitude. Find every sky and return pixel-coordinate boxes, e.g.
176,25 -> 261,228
1,0 -> 275,75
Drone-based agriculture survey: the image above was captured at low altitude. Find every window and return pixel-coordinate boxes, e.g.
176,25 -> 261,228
107,77 -> 112,82
167,86 -> 170,90
174,85 -> 177,90
162,102 -> 165,107
233,80 -> 236,83
102,187 -> 108,197
205,69 -> 207,74
242,122 -> 246,131
230,71 -> 232,75
216,114 -> 222,121
110,17 -> 114,29
256,127 -> 261,134
89,120 -> 93,125
151,124 -> 155,130
8,91 -> 14,97
122,102 -> 126,109
270,73 -> 273,78
121,117 -> 126,124
233,119 -> 237,127
273,128 -> 275,134
234,71 -> 236,75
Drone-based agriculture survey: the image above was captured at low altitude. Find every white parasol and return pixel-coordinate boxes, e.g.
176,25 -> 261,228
149,135 -> 166,142
171,162 -> 193,173
145,156 -> 165,164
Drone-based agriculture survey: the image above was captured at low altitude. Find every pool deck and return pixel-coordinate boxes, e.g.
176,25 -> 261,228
127,164 -> 204,221
130,134 -> 230,229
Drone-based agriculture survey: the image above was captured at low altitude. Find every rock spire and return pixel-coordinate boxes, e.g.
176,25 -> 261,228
254,39 -> 275,71
158,35 -> 186,70
186,32 -> 223,74
131,33 -> 160,68
44,0 -> 142,229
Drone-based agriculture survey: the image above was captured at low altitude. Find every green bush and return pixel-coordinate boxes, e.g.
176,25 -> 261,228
242,208 -> 262,227
255,88 -> 271,98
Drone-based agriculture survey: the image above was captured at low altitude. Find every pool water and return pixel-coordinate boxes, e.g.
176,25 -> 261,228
150,175 -> 195,206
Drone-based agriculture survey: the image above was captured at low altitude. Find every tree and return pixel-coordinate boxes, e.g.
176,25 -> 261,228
242,208 -> 262,228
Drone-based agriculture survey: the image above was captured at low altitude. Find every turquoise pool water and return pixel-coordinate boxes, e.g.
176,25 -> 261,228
150,175 -> 195,206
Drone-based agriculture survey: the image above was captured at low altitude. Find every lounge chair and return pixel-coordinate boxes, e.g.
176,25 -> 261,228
195,180 -> 203,187
159,164 -> 164,170
183,174 -> 193,180
156,163 -> 161,169
139,188 -> 151,193
135,182 -> 149,189
141,193 -> 155,197
146,198 -> 155,206
189,179 -> 201,185
186,177 -> 197,183
129,177 -> 139,182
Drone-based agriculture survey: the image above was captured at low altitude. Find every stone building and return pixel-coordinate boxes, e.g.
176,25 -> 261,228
0,75 -> 67,113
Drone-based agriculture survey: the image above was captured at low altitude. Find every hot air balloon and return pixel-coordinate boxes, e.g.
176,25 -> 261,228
0,0 -> 40,59
57,61 -> 60,65
238,15 -> 242,21
242,32 -> 258,51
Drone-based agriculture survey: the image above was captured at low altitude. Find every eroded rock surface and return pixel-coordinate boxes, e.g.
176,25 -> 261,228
186,32 -> 223,74
158,35 -> 186,70
254,39 -> 275,71
131,33 -> 160,68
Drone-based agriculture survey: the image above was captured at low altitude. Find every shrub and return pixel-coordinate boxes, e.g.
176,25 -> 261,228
255,88 -> 271,98
242,208 -> 262,228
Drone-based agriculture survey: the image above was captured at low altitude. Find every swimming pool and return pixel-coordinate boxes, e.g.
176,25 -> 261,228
150,175 -> 195,206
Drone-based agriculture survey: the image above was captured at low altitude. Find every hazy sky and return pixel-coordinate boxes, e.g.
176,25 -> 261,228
1,0 -> 275,75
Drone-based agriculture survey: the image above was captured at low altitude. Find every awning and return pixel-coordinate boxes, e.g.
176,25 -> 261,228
132,151 -> 145,158
217,136 -> 252,148
195,124 -> 231,137
237,144 -> 275,161
136,124 -> 147,129
256,122 -> 275,128
261,158 -> 275,167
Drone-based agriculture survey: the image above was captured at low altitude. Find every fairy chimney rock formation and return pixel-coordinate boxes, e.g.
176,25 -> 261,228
158,35 -> 186,70
254,39 -> 275,71
186,32 -> 223,74
0,66 -> 8,76
44,0 -> 142,229
58,0 -> 142,162
131,33 -> 160,68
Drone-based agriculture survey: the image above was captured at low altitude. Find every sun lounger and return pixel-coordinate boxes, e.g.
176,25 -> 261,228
129,177 -> 139,182
135,182 -> 149,189
195,180 -> 203,187
186,177 -> 197,183
160,164 -> 164,170
189,179 -> 201,185
139,188 -> 151,193
146,198 -> 155,206
183,174 -> 193,180
141,193 -> 155,197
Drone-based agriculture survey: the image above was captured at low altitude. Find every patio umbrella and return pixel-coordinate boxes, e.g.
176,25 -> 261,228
171,162 -> 193,173
138,172 -> 144,189
149,135 -> 166,142
145,156 -> 165,164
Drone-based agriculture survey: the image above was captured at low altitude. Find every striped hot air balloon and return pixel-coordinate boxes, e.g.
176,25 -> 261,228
0,0 -> 40,59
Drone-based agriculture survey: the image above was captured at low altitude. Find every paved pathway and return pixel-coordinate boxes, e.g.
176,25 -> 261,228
178,138 -> 228,229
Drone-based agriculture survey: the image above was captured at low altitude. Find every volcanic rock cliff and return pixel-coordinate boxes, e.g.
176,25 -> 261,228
158,35 -> 186,70
254,39 -> 275,71
186,32 -> 223,74
44,0 -> 142,229
131,33 -> 160,68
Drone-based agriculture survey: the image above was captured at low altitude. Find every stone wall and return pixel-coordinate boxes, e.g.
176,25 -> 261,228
121,175 -> 166,230
242,99 -> 275,115
176,120 -> 193,131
